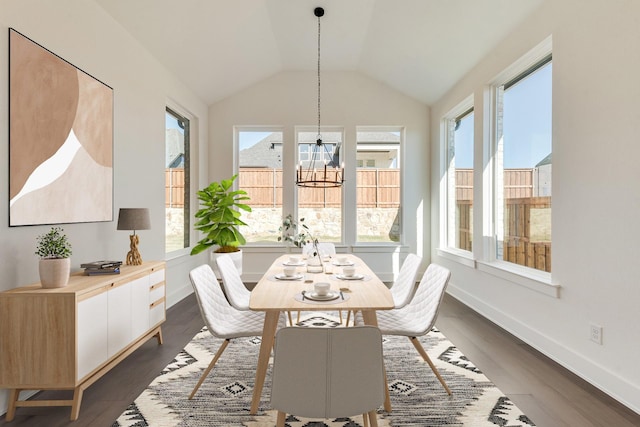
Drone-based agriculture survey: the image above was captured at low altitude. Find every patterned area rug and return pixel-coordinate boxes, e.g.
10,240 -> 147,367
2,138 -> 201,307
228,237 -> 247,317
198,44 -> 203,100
113,314 -> 535,427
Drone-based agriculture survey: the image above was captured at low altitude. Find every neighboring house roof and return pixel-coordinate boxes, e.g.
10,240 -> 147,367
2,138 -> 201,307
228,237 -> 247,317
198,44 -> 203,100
536,153 -> 552,167
239,134 -> 282,168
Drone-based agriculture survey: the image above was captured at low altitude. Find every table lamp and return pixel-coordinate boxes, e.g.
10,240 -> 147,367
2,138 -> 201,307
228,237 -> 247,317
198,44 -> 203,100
117,208 -> 151,265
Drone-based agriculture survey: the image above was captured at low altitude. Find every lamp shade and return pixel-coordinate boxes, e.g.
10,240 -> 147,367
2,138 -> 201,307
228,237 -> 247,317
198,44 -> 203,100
117,208 -> 151,231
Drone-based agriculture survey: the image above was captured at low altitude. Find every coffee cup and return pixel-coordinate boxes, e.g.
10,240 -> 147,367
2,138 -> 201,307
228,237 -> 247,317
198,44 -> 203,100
342,266 -> 356,277
337,255 -> 349,264
314,282 -> 331,296
289,255 -> 301,264
283,266 -> 296,277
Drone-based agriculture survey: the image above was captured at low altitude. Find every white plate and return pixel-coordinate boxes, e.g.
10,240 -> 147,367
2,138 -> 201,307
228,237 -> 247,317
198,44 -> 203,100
283,261 -> 306,266
336,273 -> 364,280
275,273 -> 304,280
332,260 -> 354,266
303,291 -> 340,301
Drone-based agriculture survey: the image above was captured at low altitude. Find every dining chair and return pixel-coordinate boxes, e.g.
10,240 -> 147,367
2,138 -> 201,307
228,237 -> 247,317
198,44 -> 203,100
215,253 -> 251,310
188,264 -> 269,399
271,326 -> 385,427
302,241 -> 336,258
371,263 -> 453,395
346,253 -> 422,326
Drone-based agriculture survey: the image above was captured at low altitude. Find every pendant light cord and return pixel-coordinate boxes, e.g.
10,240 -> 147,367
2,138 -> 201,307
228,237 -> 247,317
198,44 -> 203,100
317,11 -> 322,142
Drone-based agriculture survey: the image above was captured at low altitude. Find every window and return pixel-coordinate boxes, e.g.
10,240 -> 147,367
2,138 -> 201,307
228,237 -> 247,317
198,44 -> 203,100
494,56 -> 552,272
237,129 -> 283,243
296,129 -> 343,243
356,128 -> 402,243
444,107 -> 474,252
165,107 -> 190,253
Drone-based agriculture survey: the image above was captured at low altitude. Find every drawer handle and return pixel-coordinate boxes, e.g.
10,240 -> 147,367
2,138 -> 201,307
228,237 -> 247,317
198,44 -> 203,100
150,298 -> 164,309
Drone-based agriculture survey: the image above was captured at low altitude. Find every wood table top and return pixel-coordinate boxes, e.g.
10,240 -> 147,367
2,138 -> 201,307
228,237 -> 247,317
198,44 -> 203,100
249,254 -> 394,311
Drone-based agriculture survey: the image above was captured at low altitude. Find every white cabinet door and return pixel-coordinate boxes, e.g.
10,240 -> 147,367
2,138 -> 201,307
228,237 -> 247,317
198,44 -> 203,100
131,275 -> 150,340
107,282 -> 132,357
77,292 -> 108,380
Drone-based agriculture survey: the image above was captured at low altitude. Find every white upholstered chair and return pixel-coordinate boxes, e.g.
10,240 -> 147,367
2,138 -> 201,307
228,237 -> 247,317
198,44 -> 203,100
188,264 -> 267,399
215,254 -> 251,310
271,326 -> 385,427
373,263 -> 452,395
302,241 -> 336,259
346,253 -> 422,326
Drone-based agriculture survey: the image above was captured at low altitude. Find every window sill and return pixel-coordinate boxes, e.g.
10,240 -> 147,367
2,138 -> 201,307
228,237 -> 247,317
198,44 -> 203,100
436,247 -> 476,268
476,260 -> 559,298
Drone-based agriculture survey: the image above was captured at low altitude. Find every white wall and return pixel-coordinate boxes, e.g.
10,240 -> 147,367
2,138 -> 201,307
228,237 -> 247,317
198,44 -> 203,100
208,70 -> 430,281
0,0 -> 209,412
431,0 -> 640,413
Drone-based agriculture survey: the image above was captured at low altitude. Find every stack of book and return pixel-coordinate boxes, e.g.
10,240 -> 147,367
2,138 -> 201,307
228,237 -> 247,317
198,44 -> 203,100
81,260 -> 122,275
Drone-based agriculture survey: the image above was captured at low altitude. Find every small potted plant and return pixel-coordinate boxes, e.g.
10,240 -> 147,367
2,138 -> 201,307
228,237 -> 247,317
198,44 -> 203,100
190,174 -> 252,274
35,226 -> 72,288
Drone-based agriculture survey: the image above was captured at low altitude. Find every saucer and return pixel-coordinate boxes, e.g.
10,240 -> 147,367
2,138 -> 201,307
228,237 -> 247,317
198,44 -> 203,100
275,273 -> 304,280
332,260 -> 354,266
336,273 -> 364,280
304,291 -> 340,301
283,261 -> 306,266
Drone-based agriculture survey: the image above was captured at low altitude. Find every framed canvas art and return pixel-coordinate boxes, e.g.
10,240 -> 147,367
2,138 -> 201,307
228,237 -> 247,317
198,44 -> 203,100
9,28 -> 113,226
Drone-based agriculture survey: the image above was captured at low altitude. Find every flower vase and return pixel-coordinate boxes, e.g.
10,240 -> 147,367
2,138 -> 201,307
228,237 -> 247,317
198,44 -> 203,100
306,253 -> 324,273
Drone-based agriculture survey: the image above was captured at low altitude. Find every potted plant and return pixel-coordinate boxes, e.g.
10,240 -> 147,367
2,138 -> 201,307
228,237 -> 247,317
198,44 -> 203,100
35,226 -> 72,288
190,174 -> 252,275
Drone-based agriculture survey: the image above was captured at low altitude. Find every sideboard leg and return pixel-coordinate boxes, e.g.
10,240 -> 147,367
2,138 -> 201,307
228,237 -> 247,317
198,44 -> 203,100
70,386 -> 84,421
155,326 -> 164,345
5,389 -> 19,421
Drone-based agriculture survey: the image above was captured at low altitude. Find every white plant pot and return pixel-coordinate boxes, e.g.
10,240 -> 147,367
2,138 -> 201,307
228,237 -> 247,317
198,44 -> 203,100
210,249 -> 243,278
39,258 -> 71,288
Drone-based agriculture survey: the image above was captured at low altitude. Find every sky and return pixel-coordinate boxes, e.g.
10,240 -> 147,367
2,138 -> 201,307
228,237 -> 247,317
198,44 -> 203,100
455,62 -> 552,169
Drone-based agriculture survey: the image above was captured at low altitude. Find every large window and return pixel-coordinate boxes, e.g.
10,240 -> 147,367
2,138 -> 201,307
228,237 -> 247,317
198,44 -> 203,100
237,129 -> 283,243
165,107 -> 190,253
444,107 -> 474,251
356,128 -> 402,243
495,56 -> 552,272
296,129 -> 343,243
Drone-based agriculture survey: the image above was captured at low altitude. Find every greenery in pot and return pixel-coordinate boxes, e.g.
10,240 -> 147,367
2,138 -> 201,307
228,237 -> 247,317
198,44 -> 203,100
279,214 -> 319,256
35,227 -> 72,259
191,174 -> 252,255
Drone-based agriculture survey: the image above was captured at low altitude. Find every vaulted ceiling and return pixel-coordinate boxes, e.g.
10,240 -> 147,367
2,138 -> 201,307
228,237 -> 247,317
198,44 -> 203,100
94,0 -> 543,106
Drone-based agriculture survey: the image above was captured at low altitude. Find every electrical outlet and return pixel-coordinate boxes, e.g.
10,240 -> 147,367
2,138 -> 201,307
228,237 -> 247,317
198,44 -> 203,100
590,324 -> 603,345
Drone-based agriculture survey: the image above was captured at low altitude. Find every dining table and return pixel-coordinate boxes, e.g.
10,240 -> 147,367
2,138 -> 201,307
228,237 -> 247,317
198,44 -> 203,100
248,253 -> 395,414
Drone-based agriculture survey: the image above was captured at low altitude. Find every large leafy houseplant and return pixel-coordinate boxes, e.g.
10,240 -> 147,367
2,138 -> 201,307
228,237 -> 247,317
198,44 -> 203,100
191,175 -> 252,255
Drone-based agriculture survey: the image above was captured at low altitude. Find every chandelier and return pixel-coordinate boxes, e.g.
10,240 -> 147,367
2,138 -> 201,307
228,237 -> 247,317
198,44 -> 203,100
296,7 -> 344,188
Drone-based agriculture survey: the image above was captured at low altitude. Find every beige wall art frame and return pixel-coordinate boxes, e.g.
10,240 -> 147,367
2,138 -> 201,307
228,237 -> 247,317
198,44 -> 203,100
9,28 -> 113,226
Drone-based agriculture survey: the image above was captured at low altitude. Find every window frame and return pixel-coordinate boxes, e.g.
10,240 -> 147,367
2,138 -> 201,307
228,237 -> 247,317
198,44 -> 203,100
440,97 -> 474,258
480,36 -> 554,292
165,105 -> 192,258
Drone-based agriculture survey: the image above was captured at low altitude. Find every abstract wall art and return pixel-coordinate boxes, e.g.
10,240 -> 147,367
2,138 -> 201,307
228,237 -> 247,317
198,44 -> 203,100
9,28 -> 113,226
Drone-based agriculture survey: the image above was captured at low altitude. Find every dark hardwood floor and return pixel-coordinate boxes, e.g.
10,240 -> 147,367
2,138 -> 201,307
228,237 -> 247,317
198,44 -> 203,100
2,293 -> 639,426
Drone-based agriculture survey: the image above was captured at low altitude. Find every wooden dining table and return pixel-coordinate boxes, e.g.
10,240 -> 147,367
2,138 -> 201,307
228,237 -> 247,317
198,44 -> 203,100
249,253 -> 395,414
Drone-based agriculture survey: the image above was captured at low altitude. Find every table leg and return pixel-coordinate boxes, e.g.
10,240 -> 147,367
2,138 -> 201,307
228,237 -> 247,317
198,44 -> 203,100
362,310 -> 392,413
250,310 -> 280,414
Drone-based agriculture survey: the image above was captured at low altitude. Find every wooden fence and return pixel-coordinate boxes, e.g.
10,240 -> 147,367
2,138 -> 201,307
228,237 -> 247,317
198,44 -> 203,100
165,169 -> 185,208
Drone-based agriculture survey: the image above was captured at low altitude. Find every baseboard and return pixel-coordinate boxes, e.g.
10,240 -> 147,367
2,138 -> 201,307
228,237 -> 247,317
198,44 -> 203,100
446,284 -> 640,415
166,281 -> 193,309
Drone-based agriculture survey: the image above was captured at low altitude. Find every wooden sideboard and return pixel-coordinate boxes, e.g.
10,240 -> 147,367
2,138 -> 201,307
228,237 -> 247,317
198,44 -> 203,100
0,261 -> 166,421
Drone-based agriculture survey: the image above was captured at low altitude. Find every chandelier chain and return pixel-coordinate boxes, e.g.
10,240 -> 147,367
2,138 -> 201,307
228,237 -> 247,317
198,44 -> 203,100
317,12 -> 321,140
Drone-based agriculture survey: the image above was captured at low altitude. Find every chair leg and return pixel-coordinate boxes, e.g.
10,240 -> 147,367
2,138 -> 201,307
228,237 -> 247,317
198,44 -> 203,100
363,412 -> 369,427
276,410 -> 286,427
189,339 -> 230,399
367,410 -> 378,427
409,337 -> 452,395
